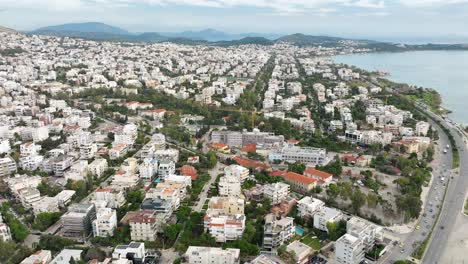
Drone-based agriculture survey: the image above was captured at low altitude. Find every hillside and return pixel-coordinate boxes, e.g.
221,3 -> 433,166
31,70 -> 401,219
33,22 -> 130,35
0,26 -> 15,33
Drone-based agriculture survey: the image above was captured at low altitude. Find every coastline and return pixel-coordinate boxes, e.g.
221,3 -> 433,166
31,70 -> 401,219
333,50 -> 468,127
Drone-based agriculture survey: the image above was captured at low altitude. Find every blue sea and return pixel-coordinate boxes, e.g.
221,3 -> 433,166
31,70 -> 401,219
334,51 -> 468,125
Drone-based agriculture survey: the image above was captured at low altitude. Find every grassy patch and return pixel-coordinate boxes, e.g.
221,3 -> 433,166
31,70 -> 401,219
300,234 -> 322,250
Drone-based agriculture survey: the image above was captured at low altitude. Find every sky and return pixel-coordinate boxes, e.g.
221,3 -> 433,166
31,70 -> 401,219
1,0 -> 468,42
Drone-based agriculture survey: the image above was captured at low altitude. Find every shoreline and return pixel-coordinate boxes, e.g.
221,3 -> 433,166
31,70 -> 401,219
333,51 -> 468,126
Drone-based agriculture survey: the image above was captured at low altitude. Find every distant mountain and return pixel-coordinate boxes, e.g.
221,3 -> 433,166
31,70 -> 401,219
26,22 -> 468,51
32,22 -> 130,35
214,37 -> 275,46
276,33 -> 375,47
0,25 -> 15,33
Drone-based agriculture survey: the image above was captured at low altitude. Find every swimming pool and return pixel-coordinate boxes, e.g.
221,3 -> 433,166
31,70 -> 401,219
295,227 -> 305,236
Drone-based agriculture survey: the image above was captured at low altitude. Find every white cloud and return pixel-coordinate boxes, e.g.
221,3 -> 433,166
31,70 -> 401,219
0,0 -> 388,13
399,0 -> 468,6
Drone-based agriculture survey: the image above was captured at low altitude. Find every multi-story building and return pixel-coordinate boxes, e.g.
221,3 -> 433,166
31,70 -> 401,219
145,186 -> 180,210
346,216 -> 383,252
109,143 -> 129,160
113,242 -> 146,263
141,198 -> 173,220
286,241 -> 313,264
313,206 -> 343,232
42,155 -> 73,176
0,222 -> 12,242
335,234 -> 365,264
269,145 -> 326,165
218,175 -> 242,197
128,210 -> 160,242
263,182 -> 289,205
33,196 -> 59,215
18,187 -> 42,208
20,250 -> 52,264
88,158 -> 108,178
185,246 -> 240,264
211,129 -> 284,148
80,141 -> 97,160
224,164 -> 249,183
297,196 -> 325,218
94,188 -> 126,208
92,208 -> 117,237
139,158 -> 158,179
263,214 -> 295,251
303,168 -> 333,186
0,157 -> 17,177
203,213 -> 246,243
207,197 -> 244,215
158,159 -> 175,179
281,172 -> 317,193
61,203 -> 97,236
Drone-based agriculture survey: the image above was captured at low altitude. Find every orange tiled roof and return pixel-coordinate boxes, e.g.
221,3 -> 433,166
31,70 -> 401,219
304,168 -> 333,179
283,171 -> 317,185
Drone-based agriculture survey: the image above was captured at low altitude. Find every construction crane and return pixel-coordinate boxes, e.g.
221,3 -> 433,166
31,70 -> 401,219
213,107 -> 262,130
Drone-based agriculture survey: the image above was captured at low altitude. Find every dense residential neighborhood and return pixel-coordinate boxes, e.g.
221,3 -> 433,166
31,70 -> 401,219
0,30 -> 462,264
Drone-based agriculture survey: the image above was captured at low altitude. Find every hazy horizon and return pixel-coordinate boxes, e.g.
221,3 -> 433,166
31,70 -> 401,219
1,0 -> 468,43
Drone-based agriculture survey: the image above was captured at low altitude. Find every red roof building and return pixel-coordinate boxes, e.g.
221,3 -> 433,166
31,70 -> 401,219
304,168 -> 333,185
281,172 -> 317,193
180,165 -> 198,180
232,156 -> 270,171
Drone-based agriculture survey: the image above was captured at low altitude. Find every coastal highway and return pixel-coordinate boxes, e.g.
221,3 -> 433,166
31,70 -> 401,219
423,113 -> 468,263
382,114 -> 455,263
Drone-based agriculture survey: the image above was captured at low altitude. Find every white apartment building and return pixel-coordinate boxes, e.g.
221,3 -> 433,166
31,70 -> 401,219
20,142 -> 41,157
138,158 -> 158,180
208,197 -> 245,215
113,242 -> 146,262
313,206 -> 343,232
0,223 -> 12,242
204,213 -> 246,243
145,186 -> 181,210
185,247 -> 240,264
80,141 -> 97,160
263,182 -> 289,205
33,196 -> 59,215
346,217 -> 383,252
109,144 -> 129,160
158,160 -> 175,179
94,188 -> 126,208
224,164 -> 249,183
416,121 -> 430,136
335,234 -> 365,264
0,157 -> 17,177
92,208 -> 118,237
88,158 -> 108,178
20,250 -> 52,264
297,197 -> 325,218
19,155 -> 44,171
54,190 -> 75,207
218,175 -> 242,197
263,214 -> 295,251
18,187 -> 42,208
50,249 -> 83,264
128,210 -> 160,242
269,145 -> 327,165
5,175 -> 41,197
154,148 -> 179,163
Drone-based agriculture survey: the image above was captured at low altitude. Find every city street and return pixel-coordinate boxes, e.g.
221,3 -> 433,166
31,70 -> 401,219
381,115 -> 454,263
193,162 -> 225,212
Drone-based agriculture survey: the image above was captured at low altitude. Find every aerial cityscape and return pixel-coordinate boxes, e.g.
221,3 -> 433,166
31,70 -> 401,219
0,1 -> 467,264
